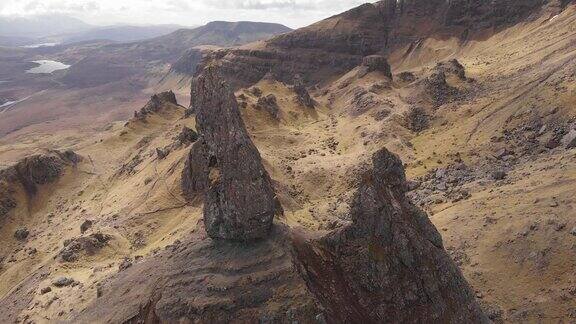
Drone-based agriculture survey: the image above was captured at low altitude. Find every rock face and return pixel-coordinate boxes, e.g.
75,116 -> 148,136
292,148 -> 487,323
190,66 -> 281,240
359,55 -> 393,79
293,75 -> 315,109
444,0 -> 547,28
196,1 -> 553,90
181,140 -> 209,201
170,48 -> 205,75
73,227 -> 321,323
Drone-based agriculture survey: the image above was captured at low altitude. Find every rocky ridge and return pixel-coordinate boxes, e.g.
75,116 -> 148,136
0,150 -> 80,219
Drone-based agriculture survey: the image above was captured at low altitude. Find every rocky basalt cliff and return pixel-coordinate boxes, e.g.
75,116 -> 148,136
195,0 -> 561,89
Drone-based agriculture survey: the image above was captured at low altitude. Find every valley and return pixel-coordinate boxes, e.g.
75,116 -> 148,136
0,0 -> 575,323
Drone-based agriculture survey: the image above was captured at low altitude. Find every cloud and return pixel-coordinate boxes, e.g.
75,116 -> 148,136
0,0 -> 101,16
203,0 -> 303,10
202,0 -> 366,11
0,0 -> 375,28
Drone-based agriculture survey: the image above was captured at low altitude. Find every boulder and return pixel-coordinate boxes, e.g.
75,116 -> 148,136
491,170 -> 507,180
53,277 -> 75,287
190,66 -> 282,241
80,220 -> 93,234
397,71 -> 417,83
14,228 -> 29,241
436,59 -> 467,80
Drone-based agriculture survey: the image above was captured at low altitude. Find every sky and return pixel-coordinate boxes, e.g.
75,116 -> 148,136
0,0 -> 374,28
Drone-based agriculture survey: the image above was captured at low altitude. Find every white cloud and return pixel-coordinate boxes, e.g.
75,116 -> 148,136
0,0 -> 374,28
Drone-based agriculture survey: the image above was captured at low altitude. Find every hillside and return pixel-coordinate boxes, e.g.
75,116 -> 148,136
0,0 -> 576,323
50,25 -> 190,44
0,21 -> 292,140
58,21 -> 292,88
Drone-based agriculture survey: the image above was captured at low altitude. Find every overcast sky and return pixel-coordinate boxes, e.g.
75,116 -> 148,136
0,0 -> 374,28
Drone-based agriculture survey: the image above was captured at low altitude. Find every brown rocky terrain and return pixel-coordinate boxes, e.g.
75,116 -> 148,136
0,0 -> 576,323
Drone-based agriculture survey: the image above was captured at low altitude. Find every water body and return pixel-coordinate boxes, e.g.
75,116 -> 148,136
0,93 -> 38,113
21,42 -> 59,48
26,60 -> 70,74
0,100 -> 17,109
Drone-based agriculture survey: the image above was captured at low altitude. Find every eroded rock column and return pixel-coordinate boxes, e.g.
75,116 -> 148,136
190,66 -> 281,241
293,148 -> 488,323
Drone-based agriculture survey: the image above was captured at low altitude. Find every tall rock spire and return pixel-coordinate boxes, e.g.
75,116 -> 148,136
190,65 -> 282,241
293,148 -> 488,323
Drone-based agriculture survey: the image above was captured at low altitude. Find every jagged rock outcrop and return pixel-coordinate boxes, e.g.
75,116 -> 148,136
436,59 -> 467,80
0,150 -> 80,219
181,140 -> 209,201
0,182 -> 17,220
0,150 -> 80,195
256,94 -> 281,119
189,66 -> 282,241
358,55 -> 393,79
260,71 -> 277,82
60,233 -> 112,262
419,60 -> 469,107
292,148 -> 487,323
404,106 -> 430,132
134,91 -> 178,120
293,75 -> 315,109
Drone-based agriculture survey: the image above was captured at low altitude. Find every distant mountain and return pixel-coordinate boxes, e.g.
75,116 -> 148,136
0,15 -> 92,38
53,25 -> 191,44
0,35 -> 37,47
0,15 -> 192,46
156,21 -> 293,48
59,21 -> 293,87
